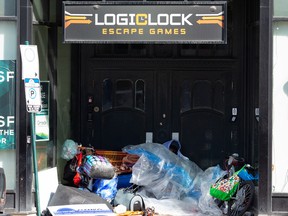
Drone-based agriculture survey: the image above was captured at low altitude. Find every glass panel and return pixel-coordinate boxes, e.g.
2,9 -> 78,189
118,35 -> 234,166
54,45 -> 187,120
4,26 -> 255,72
0,60 -> 16,190
135,80 -> 145,111
34,25 -> 49,80
0,60 -> 15,149
34,26 -> 52,171
0,0 -> 16,16
131,44 -> 147,56
274,0 -> 288,17
0,21 -> 17,60
181,80 -> 191,113
33,0 -> 49,23
114,45 -> 129,55
192,80 -> 212,109
0,150 -> 16,190
56,27 -> 72,172
115,80 -> 133,108
214,81 -> 225,113
272,21 -> 288,193
103,79 -> 113,111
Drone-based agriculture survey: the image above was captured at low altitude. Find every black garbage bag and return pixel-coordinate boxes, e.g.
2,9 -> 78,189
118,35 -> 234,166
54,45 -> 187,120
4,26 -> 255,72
63,157 -> 78,186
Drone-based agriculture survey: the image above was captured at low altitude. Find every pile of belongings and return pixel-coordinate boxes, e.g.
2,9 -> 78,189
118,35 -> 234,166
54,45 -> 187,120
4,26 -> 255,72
61,140 -> 139,203
61,139 -> 227,216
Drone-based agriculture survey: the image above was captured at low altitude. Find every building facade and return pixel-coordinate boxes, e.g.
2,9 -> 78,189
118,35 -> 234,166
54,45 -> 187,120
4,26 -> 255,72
0,0 -> 287,215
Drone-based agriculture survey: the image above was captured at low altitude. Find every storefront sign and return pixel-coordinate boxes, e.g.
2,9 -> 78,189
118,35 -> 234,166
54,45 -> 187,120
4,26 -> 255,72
36,81 -> 50,141
63,2 -> 227,43
0,60 -> 15,150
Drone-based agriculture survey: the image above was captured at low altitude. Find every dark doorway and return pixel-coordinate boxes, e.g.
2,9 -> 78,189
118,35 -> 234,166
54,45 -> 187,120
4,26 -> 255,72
173,69 -> 234,168
79,47 -> 242,169
82,68 -> 154,150
75,0 -> 258,170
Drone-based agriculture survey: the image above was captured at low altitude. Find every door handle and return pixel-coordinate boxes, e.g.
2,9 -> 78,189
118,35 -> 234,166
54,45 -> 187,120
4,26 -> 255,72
93,106 -> 100,112
146,132 -> 153,143
172,132 -> 179,141
255,108 -> 259,122
231,107 -> 237,122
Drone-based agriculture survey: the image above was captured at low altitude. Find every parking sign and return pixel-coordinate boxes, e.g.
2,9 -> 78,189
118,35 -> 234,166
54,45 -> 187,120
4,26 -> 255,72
24,78 -> 42,113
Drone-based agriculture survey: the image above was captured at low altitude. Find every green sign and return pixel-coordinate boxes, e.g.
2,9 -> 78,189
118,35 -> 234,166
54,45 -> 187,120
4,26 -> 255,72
36,81 -> 50,141
0,60 -> 15,149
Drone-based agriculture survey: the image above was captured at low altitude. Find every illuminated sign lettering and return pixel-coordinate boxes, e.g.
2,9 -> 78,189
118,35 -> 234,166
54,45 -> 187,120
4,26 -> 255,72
94,13 -> 193,26
63,3 -> 227,43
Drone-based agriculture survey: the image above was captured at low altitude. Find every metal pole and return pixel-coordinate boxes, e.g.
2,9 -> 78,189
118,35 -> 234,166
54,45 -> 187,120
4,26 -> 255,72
19,0 -> 33,212
25,41 -> 41,216
31,112 -> 40,216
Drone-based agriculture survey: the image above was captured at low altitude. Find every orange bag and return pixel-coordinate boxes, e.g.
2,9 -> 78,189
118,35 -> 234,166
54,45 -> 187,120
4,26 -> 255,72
73,152 -> 83,186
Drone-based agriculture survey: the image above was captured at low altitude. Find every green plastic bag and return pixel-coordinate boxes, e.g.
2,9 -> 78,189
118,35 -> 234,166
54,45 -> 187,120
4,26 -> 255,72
210,166 -> 246,201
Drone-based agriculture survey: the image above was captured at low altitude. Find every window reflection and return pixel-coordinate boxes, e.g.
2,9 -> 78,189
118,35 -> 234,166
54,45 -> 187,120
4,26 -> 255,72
273,0 -> 288,17
193,81 -> 212,109
102,79 -> 112,111
272,20 -> 288,193
181,79 -> 223,113
214,81 -> 225,113
115,80 -> 133,108
135,80 -> 145,111
0,0 -> 16,16
103,79 -> 145,110
0,22 -> 17,60
181,80 -> 191,113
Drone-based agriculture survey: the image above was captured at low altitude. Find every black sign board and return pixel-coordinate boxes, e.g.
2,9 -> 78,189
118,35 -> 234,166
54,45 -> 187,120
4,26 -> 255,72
63,2 -> 227,44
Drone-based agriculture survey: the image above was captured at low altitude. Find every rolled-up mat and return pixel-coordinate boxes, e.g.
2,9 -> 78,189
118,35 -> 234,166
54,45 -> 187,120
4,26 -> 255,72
82,155 -> 115,179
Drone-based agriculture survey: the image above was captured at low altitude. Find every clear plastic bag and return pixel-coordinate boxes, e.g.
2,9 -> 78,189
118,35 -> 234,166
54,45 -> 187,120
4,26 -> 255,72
123,143 -> 226,215
61,139 -> 78,160
196,165 -> 226,215
123,143 -> 203,200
